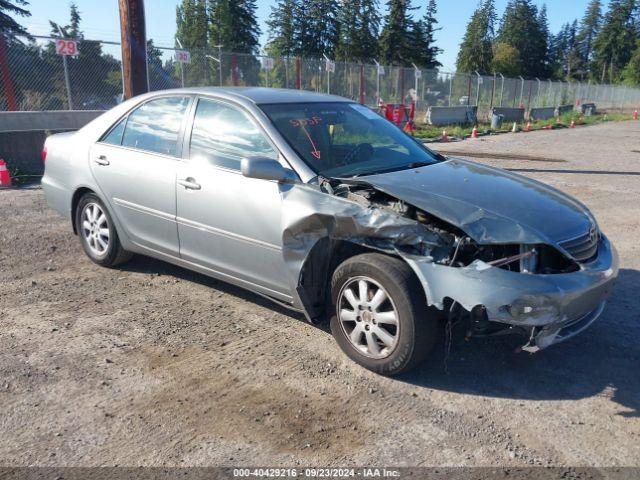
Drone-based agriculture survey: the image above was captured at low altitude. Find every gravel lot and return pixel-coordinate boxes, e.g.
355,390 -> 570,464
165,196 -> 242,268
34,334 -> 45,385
1,121 -> 639,468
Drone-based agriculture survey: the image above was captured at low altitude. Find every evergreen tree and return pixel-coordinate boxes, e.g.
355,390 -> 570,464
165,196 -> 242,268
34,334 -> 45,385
379,0 -> 414,65
303,0 -> 340,57
496,0 -> 547,77
336,0 -> 380,62
456,0 -> 496,74
176,0 -> 209,86
266,0 -> 299,57
593,0 -> 637,83
209,0 -> 260,54
176,0 -> 208,49
536,4 -> 552,78
407,0 -> 442,69
575,0 -> 602,76
0,0 -> 30,37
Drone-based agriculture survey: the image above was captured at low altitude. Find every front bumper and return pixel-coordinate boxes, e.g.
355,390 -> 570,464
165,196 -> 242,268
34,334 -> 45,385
405,234 -> 619,350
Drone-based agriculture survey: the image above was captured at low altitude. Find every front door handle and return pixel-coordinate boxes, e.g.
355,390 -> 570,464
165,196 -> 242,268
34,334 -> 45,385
177,178 -> 201,190
94,155 -> 110,166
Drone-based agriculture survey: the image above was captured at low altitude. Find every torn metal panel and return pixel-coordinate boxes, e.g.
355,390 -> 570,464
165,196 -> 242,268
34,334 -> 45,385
359,158 -> 597,245
403,235 -> 618,350
280,183 -> 446,299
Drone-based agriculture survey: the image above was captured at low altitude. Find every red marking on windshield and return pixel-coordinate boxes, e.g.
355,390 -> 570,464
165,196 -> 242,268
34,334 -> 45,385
290,117 -> 322,159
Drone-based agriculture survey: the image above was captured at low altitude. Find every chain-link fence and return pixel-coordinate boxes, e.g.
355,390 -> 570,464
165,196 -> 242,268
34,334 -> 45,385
3,35 -> 640,121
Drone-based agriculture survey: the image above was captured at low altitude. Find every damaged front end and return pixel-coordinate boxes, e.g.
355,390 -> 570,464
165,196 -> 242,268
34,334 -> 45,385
282,174 -> 619,353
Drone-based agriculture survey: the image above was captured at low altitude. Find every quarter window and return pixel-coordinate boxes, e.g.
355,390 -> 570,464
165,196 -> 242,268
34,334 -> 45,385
189,98 -> 277,170
101,117 -> 126,145
121,96 -> 190,156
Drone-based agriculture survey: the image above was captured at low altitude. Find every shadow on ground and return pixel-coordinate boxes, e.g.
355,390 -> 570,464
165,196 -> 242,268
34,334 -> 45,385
119,255 -> 640,417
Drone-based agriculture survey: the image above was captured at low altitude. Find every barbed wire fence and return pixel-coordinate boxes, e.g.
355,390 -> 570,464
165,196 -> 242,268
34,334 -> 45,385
3,35 -> 640,121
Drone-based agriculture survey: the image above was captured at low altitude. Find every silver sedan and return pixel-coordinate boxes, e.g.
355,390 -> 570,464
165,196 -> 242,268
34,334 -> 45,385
42,87 -> 618,375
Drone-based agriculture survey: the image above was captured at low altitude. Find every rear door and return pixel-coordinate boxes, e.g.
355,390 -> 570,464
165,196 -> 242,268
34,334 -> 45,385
175,97 -> 292,298
90,95 -> 191,256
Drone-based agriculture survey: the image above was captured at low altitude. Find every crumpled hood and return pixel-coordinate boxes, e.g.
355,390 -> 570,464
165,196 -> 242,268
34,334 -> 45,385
360,158 -> 594,244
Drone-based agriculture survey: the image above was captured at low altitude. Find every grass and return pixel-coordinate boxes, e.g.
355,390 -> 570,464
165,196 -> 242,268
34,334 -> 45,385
5,165 -> 42,187
412,111 -> 635,141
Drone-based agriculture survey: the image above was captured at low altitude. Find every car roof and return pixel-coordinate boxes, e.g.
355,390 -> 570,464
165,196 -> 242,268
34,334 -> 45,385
154,87 -> 353,105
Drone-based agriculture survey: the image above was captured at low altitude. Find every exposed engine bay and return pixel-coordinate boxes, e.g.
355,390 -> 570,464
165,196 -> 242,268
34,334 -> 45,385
323,178 -> 579,275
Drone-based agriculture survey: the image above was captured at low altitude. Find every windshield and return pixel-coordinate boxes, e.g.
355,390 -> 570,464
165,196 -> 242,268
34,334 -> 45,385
260,102 -> 442,178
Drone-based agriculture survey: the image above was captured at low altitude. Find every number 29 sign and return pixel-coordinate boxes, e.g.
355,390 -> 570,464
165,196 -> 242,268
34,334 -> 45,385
55,39 -> 78,56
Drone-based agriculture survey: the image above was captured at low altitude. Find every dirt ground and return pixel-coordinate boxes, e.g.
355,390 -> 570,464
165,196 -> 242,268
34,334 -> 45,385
1,121 -> 639,468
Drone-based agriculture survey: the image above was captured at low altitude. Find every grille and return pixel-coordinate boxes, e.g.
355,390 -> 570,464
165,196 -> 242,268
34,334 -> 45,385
559,227 -> 599,263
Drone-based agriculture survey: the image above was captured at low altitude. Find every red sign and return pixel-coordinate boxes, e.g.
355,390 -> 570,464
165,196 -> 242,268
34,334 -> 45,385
55,39 -> 78,56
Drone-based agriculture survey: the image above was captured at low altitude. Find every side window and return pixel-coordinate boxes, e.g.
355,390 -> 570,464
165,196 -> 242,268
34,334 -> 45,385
101,117 -> 126,145
189,98 -> 277,170
121,96 -> 190,156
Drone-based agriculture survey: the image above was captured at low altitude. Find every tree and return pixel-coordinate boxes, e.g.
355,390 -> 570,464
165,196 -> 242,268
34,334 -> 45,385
0,0 -> 30,37
303,0 -> 340,57
536,4 -> 552,78
266,0 -> 299,57
335,0 -> 380,62
176,0 -> 208,49
209,0 -> 260,54
407,0 -> 441,69
575,0 -> 602,77
496,0 -> 548,77
593,0 -> 638,83
456,0 -> 496,74
176,0 -> 209,86
622,40 -> 640,85
379,0 -> 414,65
491,42 -> 520,76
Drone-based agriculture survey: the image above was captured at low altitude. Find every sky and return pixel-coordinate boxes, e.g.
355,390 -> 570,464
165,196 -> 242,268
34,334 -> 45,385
22,0 -> 608,72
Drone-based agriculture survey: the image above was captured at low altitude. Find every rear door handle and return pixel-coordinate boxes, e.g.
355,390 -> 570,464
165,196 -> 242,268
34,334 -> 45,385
177,178 -> 201,190
94,155 -> 110,166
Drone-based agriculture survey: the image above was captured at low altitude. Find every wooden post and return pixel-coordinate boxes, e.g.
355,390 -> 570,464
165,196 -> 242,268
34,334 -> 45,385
0,34 -> 18,111
118,0 -> 148,99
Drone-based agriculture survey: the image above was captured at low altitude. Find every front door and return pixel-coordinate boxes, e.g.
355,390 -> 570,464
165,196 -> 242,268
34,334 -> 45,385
176,97 -> 291,298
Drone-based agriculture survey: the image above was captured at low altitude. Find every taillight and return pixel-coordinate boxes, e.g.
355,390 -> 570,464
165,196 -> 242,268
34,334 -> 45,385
42,146 -> 47,163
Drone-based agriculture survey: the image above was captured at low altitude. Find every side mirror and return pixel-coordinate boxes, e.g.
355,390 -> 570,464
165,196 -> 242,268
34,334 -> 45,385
241,157 -> 297,183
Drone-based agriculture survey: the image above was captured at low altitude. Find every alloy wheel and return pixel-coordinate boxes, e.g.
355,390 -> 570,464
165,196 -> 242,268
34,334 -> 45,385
337,276 -> 400,359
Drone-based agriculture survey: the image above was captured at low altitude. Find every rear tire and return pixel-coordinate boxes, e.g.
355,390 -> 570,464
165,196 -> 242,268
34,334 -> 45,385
75,193 -> 132,267
330,253 -> 437,376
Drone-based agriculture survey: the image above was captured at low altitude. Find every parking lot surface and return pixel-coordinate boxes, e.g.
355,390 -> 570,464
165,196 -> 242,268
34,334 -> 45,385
1,121 -> 639,467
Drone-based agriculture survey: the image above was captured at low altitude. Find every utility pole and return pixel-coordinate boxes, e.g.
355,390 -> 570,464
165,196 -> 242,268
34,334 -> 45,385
118,0 -> 148,99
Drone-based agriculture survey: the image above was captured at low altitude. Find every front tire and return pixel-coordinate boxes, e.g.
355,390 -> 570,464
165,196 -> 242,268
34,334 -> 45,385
75,193 -> 132,267
330,253 -> 437,376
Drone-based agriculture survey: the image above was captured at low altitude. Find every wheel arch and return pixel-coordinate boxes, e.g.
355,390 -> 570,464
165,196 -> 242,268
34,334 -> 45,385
297,238 -> 427,322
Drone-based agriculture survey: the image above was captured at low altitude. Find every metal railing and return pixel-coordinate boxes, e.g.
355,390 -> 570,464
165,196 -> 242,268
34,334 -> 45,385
2,35 -> 640,120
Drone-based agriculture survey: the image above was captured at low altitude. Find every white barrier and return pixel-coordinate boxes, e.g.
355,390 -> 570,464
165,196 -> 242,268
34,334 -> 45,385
425,106 -> 477,126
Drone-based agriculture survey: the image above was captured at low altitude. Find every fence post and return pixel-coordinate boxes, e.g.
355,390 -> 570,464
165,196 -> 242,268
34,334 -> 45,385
448,73 -> 453,106
466,75 -> 471,106
295,58 -> 301,89
498,73 -> 504,107
489,74 -> 496,111
0,34 -> 17,111
518,76 -> 524,107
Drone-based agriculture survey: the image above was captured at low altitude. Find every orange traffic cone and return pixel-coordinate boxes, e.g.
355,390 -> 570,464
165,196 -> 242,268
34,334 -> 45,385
634,110 -> 638,120
471,126 -> 478,138
525,121 -> 532,132
570,119 -> 575,129
556,117 -> 561,124
441,129 -> 449,142
0,159 -> 12,188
